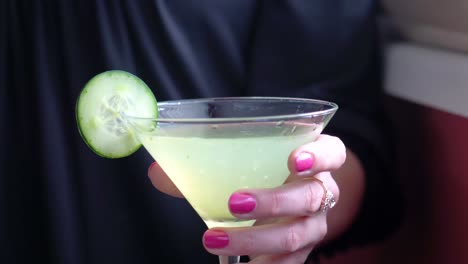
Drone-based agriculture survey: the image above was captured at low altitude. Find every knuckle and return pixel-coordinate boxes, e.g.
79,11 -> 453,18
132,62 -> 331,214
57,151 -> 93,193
334,137 -> 347,162
304,182 -> 320,214
281,226 -> 303,253
270,191 -> 283,216
325,136 -> 347,169
338,145 -> 347,165
237,231 -> 256,254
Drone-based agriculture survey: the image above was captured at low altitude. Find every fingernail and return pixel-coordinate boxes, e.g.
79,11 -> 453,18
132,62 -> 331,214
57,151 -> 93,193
204,230 -> 229,249
295,152 -> 313,172
229,193 -> 256,214
148,161 -> 157,176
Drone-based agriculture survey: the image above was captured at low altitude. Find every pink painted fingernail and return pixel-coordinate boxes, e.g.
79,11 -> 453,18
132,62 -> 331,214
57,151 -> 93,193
148,161 -> 157,176
295,152 -> 313,172
204,230 -> 229,249
229,193 -> 256,214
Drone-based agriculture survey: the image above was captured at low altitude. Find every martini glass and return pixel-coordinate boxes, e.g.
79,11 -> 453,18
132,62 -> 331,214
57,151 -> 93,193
125,97 -> 338,264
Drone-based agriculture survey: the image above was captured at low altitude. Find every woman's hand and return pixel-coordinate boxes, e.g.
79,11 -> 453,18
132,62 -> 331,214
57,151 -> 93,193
148,134 -> 352,263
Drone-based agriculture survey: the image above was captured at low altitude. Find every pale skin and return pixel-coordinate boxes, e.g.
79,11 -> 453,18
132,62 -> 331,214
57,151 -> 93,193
148,134 -> 365,263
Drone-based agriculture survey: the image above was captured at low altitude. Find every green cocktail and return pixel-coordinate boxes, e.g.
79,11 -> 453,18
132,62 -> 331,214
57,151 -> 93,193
125,97 -> 337,264
138,121 -> 323,228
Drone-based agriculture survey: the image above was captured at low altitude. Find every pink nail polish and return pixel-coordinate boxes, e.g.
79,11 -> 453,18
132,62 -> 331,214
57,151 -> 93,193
148,161 -> 157,176
229,193 -> 256,214
295,152 -> 313,172
204,230 -> 229,249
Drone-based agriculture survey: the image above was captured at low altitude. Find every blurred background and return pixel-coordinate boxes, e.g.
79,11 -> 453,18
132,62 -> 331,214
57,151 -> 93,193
322,1 -> 468,263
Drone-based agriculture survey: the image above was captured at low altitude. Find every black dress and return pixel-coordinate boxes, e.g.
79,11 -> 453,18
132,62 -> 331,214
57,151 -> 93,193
0,1 -> 402,263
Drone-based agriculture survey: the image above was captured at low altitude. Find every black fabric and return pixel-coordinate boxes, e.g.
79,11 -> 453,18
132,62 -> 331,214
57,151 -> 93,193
0,1 -> 402,263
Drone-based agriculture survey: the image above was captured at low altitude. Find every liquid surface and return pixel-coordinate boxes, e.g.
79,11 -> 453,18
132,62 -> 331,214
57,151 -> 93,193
138,123 -> 322,228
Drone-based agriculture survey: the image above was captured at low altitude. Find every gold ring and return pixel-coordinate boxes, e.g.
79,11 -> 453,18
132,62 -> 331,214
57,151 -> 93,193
311,178 -> 336,213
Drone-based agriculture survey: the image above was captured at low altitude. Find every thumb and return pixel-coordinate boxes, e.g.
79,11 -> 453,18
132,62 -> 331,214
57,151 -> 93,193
148,161 -> 184,198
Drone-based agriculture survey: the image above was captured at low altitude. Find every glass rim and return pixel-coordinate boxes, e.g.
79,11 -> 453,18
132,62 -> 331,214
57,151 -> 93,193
124,97 -> 338,124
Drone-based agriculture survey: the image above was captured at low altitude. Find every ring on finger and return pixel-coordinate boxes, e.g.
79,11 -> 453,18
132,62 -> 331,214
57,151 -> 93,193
311,178 -> 336,213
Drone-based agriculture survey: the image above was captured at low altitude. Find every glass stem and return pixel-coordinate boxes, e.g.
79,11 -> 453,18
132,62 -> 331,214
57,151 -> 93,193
219,255 -> 240,264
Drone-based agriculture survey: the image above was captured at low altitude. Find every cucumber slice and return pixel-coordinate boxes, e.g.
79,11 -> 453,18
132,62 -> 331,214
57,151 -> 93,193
76,70 -> 158,158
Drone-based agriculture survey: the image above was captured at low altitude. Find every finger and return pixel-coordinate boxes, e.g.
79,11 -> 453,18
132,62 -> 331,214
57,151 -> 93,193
202,214 -> 327,256
249,245 -> 314,264
147,161 -> 184,198
228,174 -> 338,219
287,134 -> 346,176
